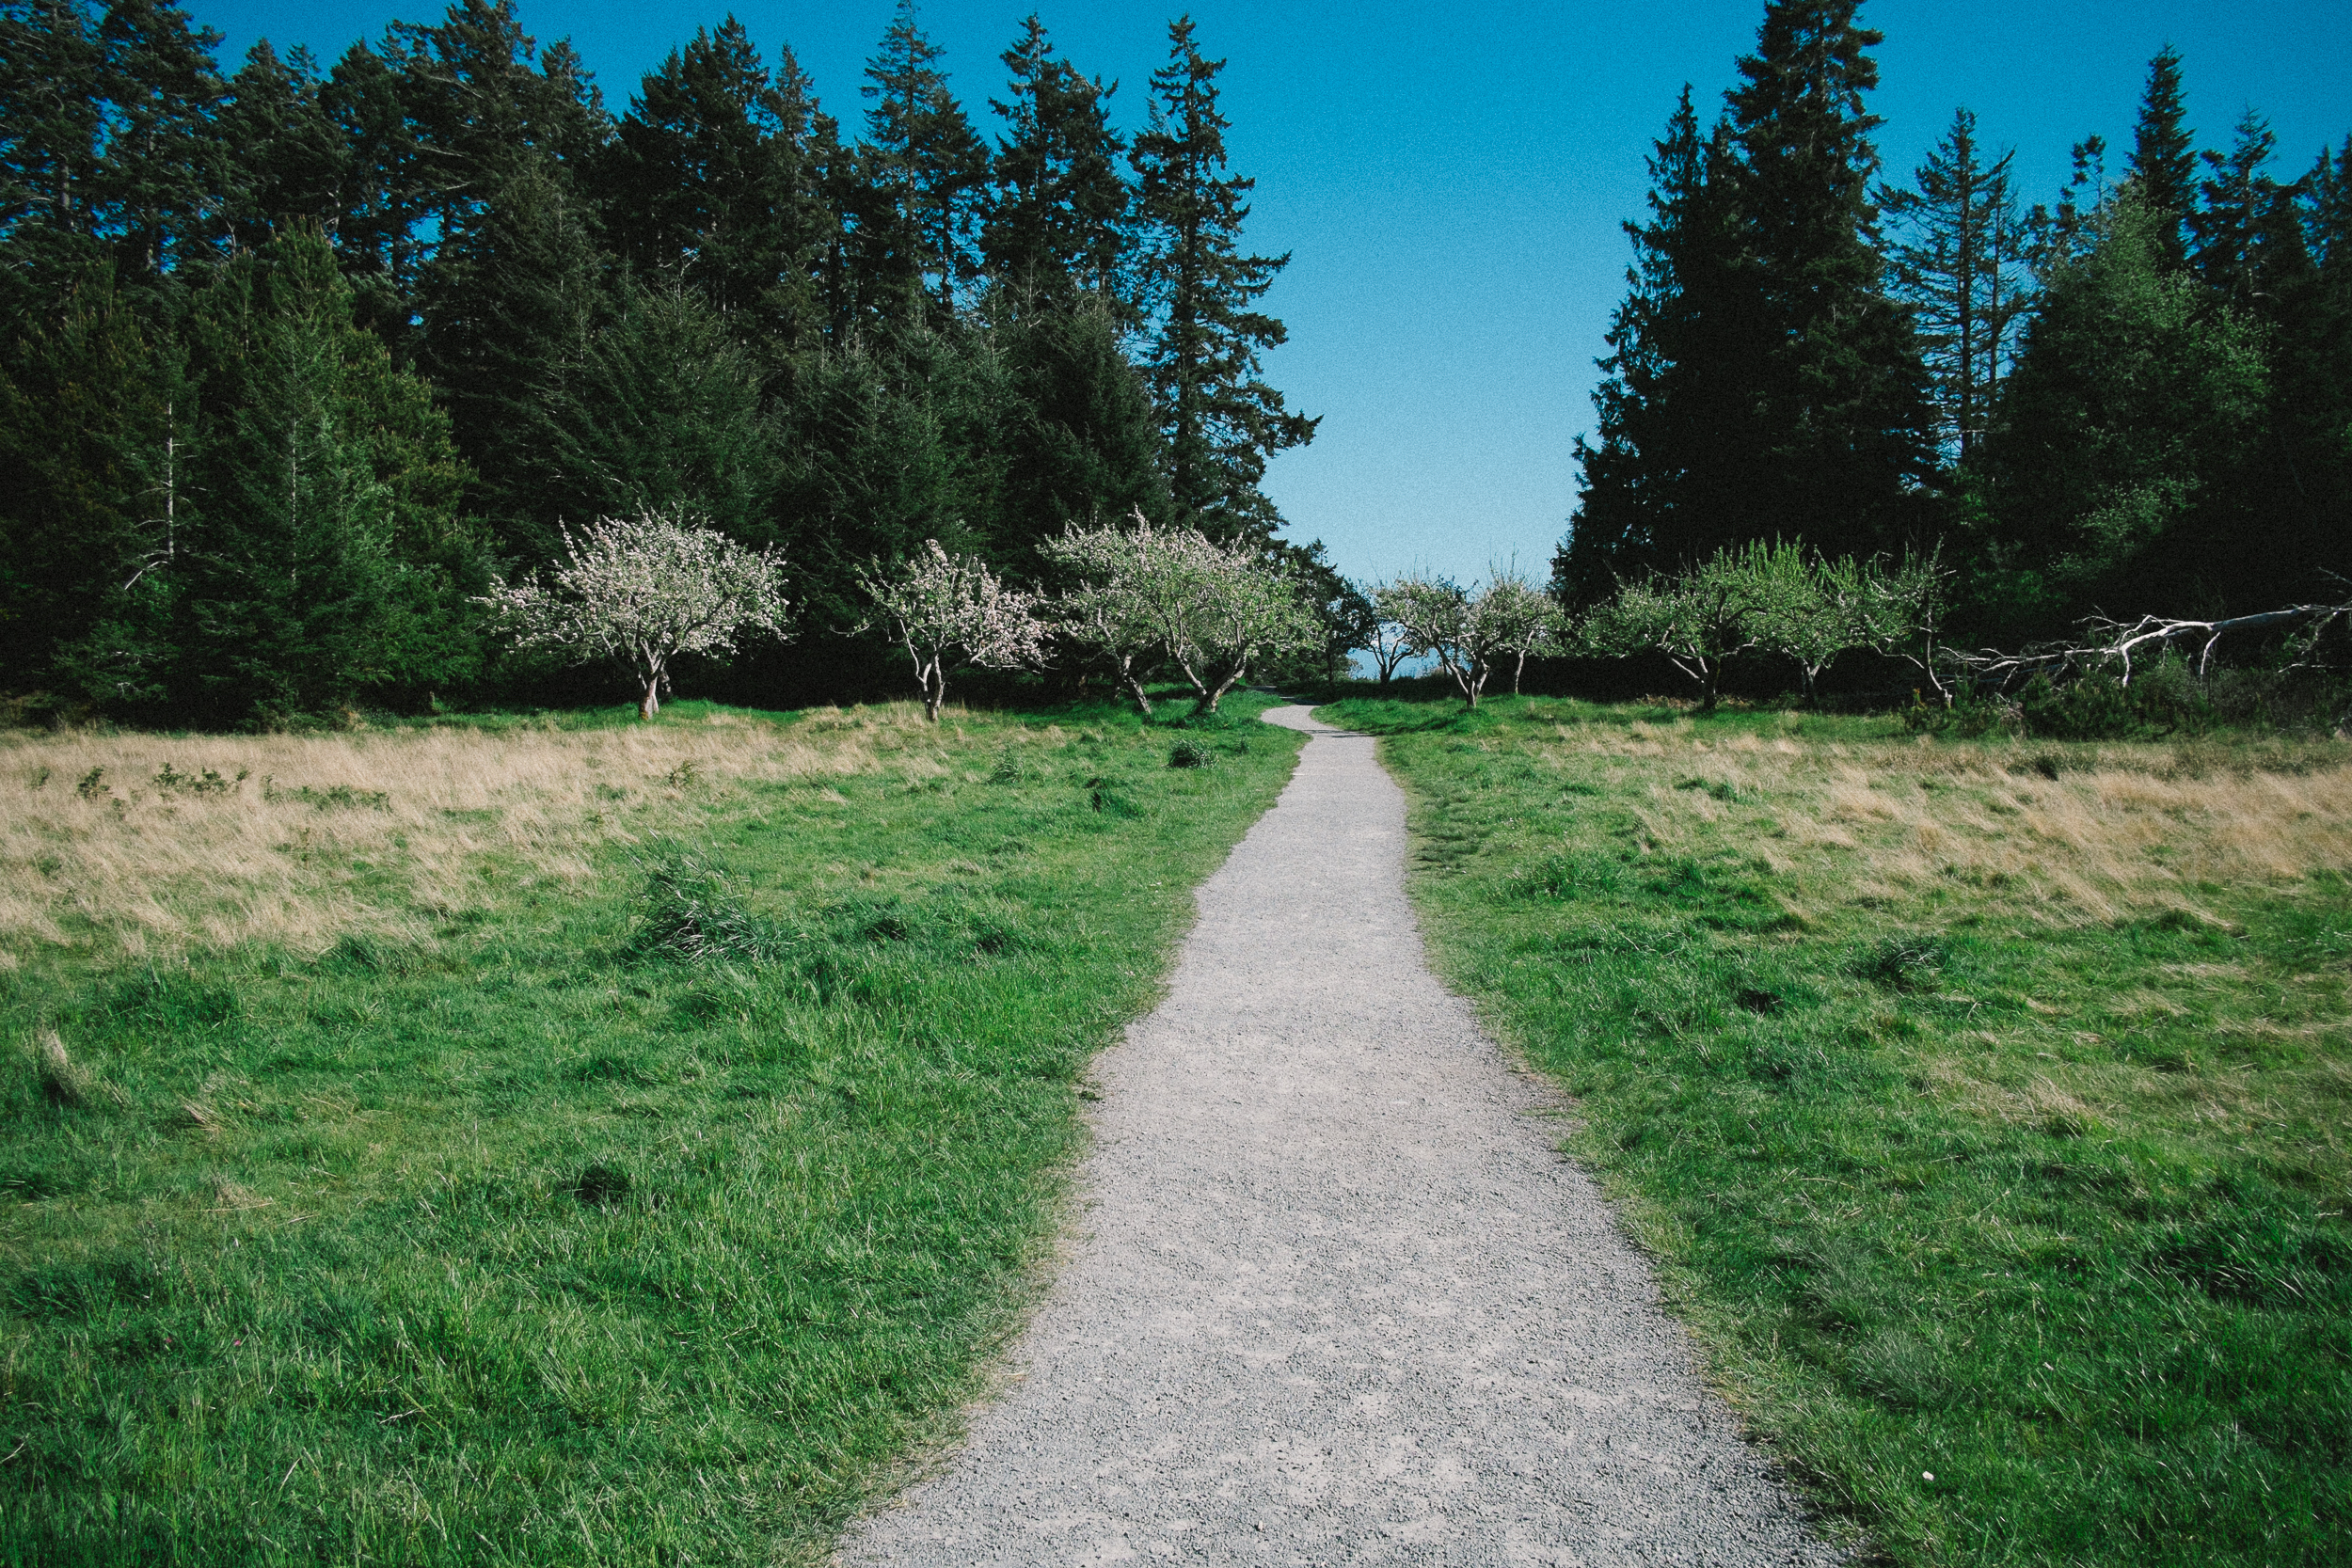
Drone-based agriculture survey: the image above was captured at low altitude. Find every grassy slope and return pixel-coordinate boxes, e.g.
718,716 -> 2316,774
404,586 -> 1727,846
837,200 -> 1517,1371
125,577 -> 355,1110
1320,693 -> 2349,1568
0,695 -> 1303,1566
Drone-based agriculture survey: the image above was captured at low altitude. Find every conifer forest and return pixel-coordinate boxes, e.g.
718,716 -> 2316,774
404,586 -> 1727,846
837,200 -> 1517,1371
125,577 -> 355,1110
1,0 -> 1325,724
2,0 -> 2347,720
1558,13 -> 2352,691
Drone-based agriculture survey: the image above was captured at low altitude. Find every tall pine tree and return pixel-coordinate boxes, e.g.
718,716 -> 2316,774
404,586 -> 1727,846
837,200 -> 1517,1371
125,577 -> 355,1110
2189,110 -> 2307,310
860,0 -> 987,320
1129,16 -> 1313,543
0,260 -> 184,705
982,14 -> 1128,314
91,0 -> 230,294
1558,88 -> 1747,604
1880,107 -> 2029,464
177,230 -> 479,722
1571,0 -> 1935,593
418,141 -> 604,562
219,40 -> 346,249
1723,0 -> 1938,558
0,0 -> 111,317
2126,45 -> 2197,269
603,18 -> 832,352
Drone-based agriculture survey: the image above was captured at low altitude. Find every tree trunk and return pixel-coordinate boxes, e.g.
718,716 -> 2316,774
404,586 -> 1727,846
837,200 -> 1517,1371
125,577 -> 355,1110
1112,651 -> 1154,716
640,673 -> 661,721
1513,648 -> 1529,695
923,668 -> 945,723
1197,658 -> 1248,716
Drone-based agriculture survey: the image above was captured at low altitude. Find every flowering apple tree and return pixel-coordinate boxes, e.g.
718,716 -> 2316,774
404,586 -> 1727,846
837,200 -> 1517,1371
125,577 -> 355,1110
862,540 -> 1047,721
1042,515 -> 1190,716
1376,568 -> 1563,706
482,507 -> 788,721
1046,511 -> 1318,715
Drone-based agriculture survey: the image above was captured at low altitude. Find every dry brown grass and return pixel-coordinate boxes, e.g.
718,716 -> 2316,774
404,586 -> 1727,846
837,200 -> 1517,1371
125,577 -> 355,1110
1543,722 -> 2352,929
0,704 -> 991,964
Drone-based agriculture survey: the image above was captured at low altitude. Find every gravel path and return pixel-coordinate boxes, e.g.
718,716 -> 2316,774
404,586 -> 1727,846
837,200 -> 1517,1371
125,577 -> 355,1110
838,706 -> 1837,1566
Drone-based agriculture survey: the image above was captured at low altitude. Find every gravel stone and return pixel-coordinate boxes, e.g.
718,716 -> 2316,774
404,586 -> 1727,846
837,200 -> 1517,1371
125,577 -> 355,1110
838,706 -> 1840,1565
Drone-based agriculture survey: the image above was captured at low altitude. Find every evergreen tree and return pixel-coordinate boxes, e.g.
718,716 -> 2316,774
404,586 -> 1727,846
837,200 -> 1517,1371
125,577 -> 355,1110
1722,0 -> 1938,559
1265,537 -> 1374,689
0,0 -> 229,307
91,0 -> 230,293
0,0 -> 111,316
995,297 -> 1168,571
2311,135 -> 2352,274
219,40 -> 346,249
2189,110 -> 2309,311
769,336 -> 977,653
372,0 -> 612,365
2286,136 -> 2352,597
861,0 -> 987,318
2201,121 -> 2346,610
177,230 -> 480,722
604,19 -> 831,351
2126,45 -> 2197,268
1976,188 -> 2265,633
1557,88 -> 1747,605
982,14 -> 1129,313
1880,107 -> 2030,463
538,277 -> 773,542
2025,134 -> 2112,279
320,39 -> 429,345
417,142 -> 606,562
382,0 -> 607,187
1129,16 -> 1313,543
0,260 -> 183,705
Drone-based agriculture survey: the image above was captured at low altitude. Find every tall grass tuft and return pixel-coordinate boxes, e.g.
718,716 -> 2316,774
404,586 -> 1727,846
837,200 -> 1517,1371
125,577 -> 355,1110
630,846 -> 785,964
31,1030 -> 91,1108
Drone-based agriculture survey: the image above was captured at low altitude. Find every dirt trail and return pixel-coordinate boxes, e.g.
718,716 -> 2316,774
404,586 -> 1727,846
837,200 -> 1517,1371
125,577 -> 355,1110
838,706 -> 1836,1565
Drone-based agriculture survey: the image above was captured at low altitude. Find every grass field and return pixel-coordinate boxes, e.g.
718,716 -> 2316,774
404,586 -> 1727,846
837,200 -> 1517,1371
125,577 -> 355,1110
0,694 -> 1303,1565
1319,692 -> 2350,1567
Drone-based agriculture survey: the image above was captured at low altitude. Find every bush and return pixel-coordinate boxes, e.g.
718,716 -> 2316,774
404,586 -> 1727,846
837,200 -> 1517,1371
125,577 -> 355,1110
1906,655 -> 2352,741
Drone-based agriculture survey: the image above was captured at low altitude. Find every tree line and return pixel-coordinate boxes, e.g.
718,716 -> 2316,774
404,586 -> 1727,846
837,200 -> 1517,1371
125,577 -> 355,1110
1556,0 -> 2352,669
0,0 -> 1327,724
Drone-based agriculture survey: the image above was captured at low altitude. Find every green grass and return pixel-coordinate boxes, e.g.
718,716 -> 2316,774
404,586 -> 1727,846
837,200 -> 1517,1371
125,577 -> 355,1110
1319,692 -> 2351,1567
0,693 -> 1302,1565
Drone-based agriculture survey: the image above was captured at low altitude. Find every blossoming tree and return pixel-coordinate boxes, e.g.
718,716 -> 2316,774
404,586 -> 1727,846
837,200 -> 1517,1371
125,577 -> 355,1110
1046,511 -> 1318,715
482,507 -> 788,721
1042,516 -> 1190,716
1376,568 -> 1563,706
862,540 -> 1047,721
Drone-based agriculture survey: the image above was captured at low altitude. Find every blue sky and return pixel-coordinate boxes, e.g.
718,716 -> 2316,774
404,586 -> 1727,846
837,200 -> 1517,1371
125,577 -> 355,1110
202,0 -> 2352,588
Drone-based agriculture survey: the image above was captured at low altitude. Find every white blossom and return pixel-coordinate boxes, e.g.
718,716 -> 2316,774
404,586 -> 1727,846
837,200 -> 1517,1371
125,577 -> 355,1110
481,507 -> 788,721
1376,568 -> 1563,706
1046,510 -> 1318,715
862,541 -> 1047,722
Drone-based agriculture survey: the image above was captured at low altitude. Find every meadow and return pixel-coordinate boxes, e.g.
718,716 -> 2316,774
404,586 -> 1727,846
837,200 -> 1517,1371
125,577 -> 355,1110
0,695 -> 1303,1565
1319,692 -> 2350,1568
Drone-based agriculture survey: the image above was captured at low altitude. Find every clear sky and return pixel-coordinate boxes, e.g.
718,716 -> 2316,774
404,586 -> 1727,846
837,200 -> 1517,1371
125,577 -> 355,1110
201,0 -> 2352,588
